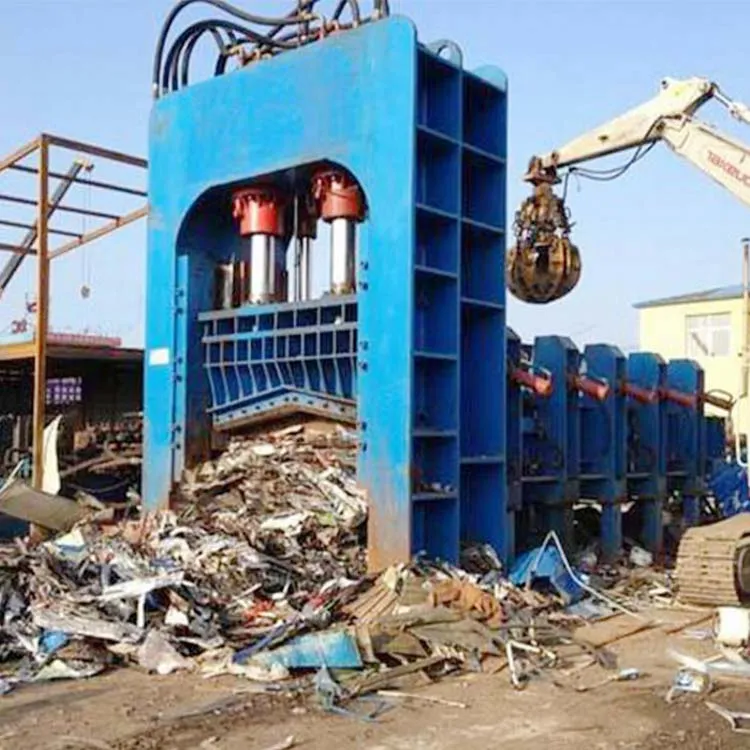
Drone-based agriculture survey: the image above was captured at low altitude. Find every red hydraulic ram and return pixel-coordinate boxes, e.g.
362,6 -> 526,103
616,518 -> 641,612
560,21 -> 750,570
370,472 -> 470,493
620,381 -> 658,404
659,386 -> 697,409
569,373 -> 610,402
510,365 -> 553,397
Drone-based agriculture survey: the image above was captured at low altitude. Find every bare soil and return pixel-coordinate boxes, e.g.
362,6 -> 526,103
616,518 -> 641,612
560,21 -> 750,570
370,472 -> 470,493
2,607 -> 749,750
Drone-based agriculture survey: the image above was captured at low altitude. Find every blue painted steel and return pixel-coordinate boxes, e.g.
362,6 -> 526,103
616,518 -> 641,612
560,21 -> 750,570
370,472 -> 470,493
199,296 -> 358,428
145,18 -> 509,569
665,359 -> 705,526
579,344 -> 626,561
625,352 -> 667,553
505,328 -> 523,561
521,336 -> 580,551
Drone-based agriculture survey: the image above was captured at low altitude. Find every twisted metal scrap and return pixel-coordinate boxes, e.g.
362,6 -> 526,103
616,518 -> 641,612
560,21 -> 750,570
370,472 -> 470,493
507,183 -> 581,304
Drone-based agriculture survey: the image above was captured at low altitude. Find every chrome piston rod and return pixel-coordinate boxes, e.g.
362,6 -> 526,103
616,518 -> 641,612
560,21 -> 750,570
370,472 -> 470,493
330,217 -> 356,295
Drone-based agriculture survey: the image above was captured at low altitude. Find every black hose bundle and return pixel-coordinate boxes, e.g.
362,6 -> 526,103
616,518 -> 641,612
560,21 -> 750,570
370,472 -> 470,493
153,0 -> 390,98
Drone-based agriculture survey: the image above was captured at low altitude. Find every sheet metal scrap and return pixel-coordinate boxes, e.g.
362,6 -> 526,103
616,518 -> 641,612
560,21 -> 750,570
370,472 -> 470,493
0,421 -> 367,688
0,421 -> 604,702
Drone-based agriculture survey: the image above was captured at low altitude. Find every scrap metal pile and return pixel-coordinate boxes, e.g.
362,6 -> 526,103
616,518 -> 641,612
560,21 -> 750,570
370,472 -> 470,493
60,415 -> 143,501
0,422 -> 643,709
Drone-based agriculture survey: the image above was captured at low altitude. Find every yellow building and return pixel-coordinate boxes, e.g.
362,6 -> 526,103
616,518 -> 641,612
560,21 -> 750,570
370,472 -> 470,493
635,284 -> 746,430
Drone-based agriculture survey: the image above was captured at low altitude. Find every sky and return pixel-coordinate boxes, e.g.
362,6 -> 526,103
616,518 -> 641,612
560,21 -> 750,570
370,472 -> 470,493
0,0 -> 748,350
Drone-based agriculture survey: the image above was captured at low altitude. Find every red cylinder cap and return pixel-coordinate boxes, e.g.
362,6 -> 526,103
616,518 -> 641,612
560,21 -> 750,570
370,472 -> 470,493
232,185 -> 286,237
312,168 -> 365,222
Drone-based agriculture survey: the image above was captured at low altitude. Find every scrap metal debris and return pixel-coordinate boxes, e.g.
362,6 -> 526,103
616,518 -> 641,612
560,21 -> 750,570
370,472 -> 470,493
0,421 -> 643,711
704,701 -> 750,734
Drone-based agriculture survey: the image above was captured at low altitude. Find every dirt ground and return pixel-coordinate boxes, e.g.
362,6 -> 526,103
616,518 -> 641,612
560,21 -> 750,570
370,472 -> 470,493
2,606 -> 749,750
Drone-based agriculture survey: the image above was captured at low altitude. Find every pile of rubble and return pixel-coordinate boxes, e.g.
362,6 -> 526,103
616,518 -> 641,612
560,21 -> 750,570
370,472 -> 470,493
0,421 -> 640,710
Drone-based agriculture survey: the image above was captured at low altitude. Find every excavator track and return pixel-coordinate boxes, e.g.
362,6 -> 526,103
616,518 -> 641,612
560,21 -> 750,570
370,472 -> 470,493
675,515 -> 750,607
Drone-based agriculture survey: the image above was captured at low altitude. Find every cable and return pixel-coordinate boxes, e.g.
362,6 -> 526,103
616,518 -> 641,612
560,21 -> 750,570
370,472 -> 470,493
163,19 -> 296,94
154,0 -> 319,96
332,0 -> 361,23
178,24 -> 228,89
567,120 -> 662,183
155,0 -> 388,97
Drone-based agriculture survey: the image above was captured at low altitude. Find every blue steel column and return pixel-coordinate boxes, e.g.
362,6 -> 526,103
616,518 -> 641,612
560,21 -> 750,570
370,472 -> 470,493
665,359 -> 705,527
521,336 -> 580,551
625,352 -> 667,554
505,328 -> 523,561
145,20 -> 419,572
580,344 -> 626,561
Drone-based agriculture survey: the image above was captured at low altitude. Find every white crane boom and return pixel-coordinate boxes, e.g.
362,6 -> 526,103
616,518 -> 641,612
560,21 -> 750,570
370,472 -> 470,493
529,76 -> 750,208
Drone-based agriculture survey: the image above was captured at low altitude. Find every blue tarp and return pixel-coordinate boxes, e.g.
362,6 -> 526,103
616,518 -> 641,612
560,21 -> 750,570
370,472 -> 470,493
240,629 -> 363,670
709,461 -> 750,518
509,544 -> 584,604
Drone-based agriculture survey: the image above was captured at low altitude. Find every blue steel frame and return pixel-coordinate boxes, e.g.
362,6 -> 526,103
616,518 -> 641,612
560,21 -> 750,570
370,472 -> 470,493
144,17 -> 509,568
579,344 -> 626,561
625,352 -> 667,553
505,328 -> 523,559
521,336 -> 579,551
665,359 -> 705,526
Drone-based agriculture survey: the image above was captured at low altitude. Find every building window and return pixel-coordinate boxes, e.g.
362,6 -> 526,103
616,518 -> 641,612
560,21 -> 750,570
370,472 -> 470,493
685,313 -> 731,358
46,377 -> 83,406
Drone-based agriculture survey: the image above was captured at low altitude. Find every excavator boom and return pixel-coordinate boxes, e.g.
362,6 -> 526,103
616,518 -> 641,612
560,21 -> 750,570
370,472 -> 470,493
508,76 -> 750,305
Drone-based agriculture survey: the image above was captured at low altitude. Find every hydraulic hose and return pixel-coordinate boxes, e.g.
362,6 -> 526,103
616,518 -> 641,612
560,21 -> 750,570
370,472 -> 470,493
154,0 -> 317,96
332,0 -> 361,23
155,0 -> 389,98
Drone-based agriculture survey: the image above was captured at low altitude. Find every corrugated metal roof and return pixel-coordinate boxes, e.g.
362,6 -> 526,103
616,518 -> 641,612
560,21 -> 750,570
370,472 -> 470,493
633,284 -> 744,309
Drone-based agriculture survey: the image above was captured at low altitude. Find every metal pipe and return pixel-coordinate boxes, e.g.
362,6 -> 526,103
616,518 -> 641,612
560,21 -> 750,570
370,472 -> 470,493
0,218 -> 81,238
0,160 -> 85,295
7,164 -> 147,198
0,243 -> 36,256
703,391 -> 734,411
299,237 -> 312,300
214,263 -> 234,309
248,235 -> 277,303
0,193 -> 120,221
330,217 -> 356,294
293,237 -> 302,301
45,134 -> 147,169
32,136 -> 50,492
0,137 -> 40,175
49,206 -> 149,259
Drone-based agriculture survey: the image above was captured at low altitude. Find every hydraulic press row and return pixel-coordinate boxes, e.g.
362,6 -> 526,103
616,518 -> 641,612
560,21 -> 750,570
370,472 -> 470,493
507,332 -> 732,561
